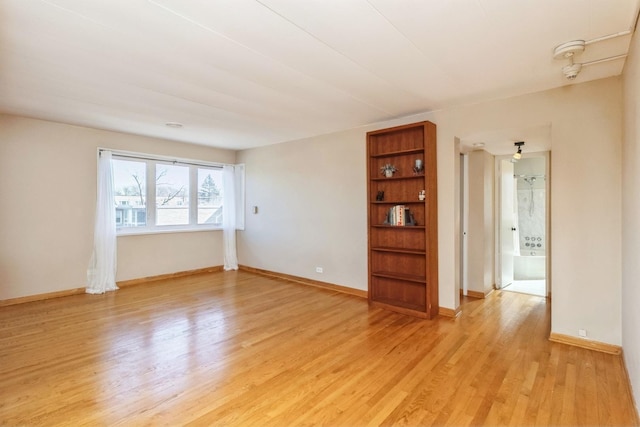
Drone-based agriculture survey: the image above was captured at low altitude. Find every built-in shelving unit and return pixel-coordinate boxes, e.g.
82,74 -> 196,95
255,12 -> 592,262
366,121 -> 438,318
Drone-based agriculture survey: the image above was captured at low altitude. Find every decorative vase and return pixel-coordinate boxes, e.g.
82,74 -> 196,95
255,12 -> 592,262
385,170 -> 394,178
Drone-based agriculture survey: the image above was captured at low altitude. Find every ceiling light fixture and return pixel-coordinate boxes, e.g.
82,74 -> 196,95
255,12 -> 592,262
562,62 -> 583,80
512,141 -> 525,162
553,40 -> 586,60
165,122 -> 183,128
553,30 -> 631,81
553,40 -> 585,80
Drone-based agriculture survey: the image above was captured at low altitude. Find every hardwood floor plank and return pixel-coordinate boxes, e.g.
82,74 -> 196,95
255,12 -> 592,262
0,271 -> 638,426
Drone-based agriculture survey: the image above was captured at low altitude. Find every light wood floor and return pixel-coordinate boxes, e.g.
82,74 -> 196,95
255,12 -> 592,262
1,271 -> 638,426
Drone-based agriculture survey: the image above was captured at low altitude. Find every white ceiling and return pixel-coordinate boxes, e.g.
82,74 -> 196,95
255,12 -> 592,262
0,0 -> 638,151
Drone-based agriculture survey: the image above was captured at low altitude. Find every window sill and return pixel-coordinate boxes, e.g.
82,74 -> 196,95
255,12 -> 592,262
117,226 -> 221,237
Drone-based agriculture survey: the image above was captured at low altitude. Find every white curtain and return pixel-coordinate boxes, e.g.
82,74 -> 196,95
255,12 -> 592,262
223,164 -> 239,270
86,150 -> 118,294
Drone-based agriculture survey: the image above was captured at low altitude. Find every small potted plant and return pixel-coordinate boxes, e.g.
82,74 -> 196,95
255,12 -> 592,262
380,163 -> 397,178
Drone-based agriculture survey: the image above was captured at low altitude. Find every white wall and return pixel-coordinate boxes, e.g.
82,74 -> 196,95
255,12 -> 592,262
482,151 -> 495,293
237,128 -> 368,290
622,25 -> 640,412
429,78 -> 621,345
238,76 -> 623,348
0,115 -> 235,300
467,150 -> 495,295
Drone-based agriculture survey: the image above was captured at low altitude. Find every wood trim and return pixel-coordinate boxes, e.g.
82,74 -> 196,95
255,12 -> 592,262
621,350 -> 640,424
369,300 -> 429,318
0,266 -> 225,307
116,266 -> 224,287
549,332 -> 622,355
239,265 -> 367,299
0,287 -> 86,307
438,306 -> 462,318
466,290 -> 485,299
460,289 -> 494,299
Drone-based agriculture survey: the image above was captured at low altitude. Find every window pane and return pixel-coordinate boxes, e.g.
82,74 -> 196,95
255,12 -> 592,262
197,169 -> 223,225
113,159 -> 147,228
156,164 -> 189,226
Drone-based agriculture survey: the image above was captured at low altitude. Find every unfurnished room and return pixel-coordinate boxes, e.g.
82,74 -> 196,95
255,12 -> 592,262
1,1 -> 640,425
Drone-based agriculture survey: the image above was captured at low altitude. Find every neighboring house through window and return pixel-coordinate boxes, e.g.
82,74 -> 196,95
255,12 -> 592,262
111,152 -> 225,234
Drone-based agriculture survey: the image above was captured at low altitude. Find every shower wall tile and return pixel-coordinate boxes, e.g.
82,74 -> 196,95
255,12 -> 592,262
517,188 -> 545,253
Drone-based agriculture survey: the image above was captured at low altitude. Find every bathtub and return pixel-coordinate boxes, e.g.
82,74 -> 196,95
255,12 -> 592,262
514,249 -> 546,280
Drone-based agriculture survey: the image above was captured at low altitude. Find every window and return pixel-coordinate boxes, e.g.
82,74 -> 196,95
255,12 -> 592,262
155,163 -> 189,226
111,153 -> 226,234
113,159 -> 147,229
198,169 -> 222,225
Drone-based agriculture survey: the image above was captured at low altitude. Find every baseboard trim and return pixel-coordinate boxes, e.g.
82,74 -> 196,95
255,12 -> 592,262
116,266 -> 224,288
439,306 -> 461,318
460,289 -> 495,299
239,265 -> 367,299
549,332 -> 622,355
621,350 -> 640,424
0,266 -> 224,307
0,287 -> 86,307
466,290 -> 485,299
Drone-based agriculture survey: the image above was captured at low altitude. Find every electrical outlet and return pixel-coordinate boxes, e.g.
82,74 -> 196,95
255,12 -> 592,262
315,267 -> 323,273
578,329 -> 587,338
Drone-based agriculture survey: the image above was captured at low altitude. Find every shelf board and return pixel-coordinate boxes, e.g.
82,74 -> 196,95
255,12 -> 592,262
371,246 -> 426,255
371,200 -> 424,204
371,271 -> 426,284
371,175 -> 424,182
370,148 -> 423,158
372,224 -> 425,229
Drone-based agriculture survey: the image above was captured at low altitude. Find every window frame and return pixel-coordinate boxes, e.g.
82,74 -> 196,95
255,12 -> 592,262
109,150 -> 230,236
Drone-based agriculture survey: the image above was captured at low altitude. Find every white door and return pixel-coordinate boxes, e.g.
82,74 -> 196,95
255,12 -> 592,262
499,159 -> 515,289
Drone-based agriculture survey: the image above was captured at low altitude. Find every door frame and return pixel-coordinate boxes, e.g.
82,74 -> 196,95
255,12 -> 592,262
496,158 -> 515,289
494,151 -> 551,297
460,153 -> 469,296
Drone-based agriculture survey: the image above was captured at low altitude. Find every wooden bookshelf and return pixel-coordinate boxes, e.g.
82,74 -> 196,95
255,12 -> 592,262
366,121 -> 438,318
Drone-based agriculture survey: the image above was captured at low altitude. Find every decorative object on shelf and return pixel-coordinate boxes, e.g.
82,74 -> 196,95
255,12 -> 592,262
413,159 -> 424,174
376,190 -> 385,201
380,163 -> 397,178
383,205 -> 417,226
419,190 -> 426,201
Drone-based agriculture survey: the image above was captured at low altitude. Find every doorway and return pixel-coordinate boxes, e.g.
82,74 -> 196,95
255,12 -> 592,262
497,154 -> 549,297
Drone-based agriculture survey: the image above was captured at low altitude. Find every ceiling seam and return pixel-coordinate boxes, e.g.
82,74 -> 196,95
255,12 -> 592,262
364,0 -> 450,79
39,0 -> 122,33
39,0 -> 394,122
252,0 -> 435,112
148,0 -> 395,116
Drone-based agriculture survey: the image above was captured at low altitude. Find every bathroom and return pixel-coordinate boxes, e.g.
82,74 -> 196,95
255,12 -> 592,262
509,156 -> 547,296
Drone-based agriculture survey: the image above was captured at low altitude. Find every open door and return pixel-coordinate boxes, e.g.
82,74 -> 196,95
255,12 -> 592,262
498,159 -> 515,289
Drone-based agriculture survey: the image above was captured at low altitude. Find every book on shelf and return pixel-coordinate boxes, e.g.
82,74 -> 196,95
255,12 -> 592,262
383,205 -> 417,226
396,205 -> 405,226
